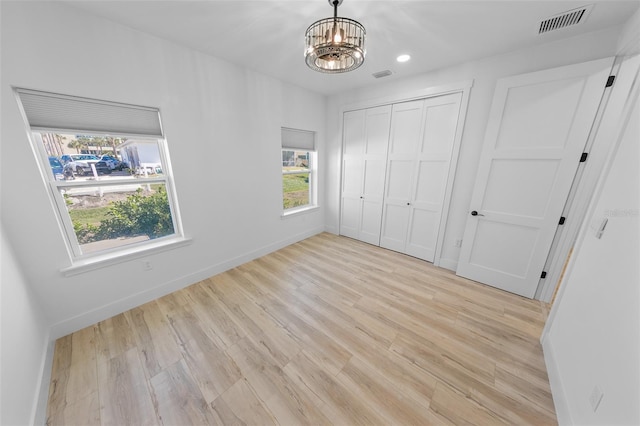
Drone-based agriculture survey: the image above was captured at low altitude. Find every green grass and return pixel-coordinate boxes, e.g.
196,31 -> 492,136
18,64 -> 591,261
283,173 -> 309,192
68,206 -> 111,226
283,173 -> 309,209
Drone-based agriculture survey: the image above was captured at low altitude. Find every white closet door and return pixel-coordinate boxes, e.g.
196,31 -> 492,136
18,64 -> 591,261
405,93 -> 462,261
380,100 -> 425,252
340,109 -> 365,239
340,105 -> 391,245
380,94 -> 463,261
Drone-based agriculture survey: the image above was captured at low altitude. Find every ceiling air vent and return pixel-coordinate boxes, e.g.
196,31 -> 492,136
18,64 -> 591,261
538,5 -> 593,34
372,70 -> 393,79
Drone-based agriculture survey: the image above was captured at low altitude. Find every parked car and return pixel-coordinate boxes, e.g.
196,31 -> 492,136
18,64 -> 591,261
48,156 -> 64,180
60,154 -> 111,176
100,154 -> 124,170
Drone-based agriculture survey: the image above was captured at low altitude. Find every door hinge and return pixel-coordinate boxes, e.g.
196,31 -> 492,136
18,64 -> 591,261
541,271 -> 547,279
580,152 -> 589,163
559,216 -> 566,225
605,75 -> 616,87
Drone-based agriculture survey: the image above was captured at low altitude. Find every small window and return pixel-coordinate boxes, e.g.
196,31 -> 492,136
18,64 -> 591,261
281,128 -> 316,213
16,88 -> 183,261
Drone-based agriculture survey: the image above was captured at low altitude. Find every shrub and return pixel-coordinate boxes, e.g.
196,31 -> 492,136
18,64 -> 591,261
73,187 -> 174,244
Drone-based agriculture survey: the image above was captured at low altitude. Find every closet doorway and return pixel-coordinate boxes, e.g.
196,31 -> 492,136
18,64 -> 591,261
339,86 -> 469,264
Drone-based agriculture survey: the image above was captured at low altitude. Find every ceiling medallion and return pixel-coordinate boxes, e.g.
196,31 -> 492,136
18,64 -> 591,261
304,0 -> 366,73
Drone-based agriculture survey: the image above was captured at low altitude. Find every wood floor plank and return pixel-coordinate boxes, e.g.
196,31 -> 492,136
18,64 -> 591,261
217,378 -> 278,426
283,350 -> 387,425
149,359 -> 219,425
336,355 -> 443,425
164,302 -> 242,403
66,326 -> 99,402
97,348 -> 158,426
430,381 -> 510,425
126,301 -> 182,379
46,232 -> 557,425
46,391 -> 101,426
228,338 -> 332,425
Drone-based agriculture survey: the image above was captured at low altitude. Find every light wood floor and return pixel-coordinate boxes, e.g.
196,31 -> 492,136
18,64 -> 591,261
47,233 -> 557,425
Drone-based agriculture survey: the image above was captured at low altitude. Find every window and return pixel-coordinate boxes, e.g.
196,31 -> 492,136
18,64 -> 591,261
16,88 -> 184,264
281,127 -> 316,213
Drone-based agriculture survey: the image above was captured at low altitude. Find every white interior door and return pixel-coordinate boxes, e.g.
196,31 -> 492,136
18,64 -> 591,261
456,57 -> 614,298
405,93 -> 462,261
380,100 -> 424,253
340,109 -> 365,240
340,105 -> 391,245
380,94 -> 462,261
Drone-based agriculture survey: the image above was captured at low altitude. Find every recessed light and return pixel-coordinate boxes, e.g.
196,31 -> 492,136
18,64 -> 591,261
397,54 -> 411,63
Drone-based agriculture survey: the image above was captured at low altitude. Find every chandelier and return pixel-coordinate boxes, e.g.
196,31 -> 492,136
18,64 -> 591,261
304,0 -> 366,73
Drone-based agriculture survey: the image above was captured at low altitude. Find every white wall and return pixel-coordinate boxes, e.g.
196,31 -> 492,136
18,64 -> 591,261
0,1 -> 326,338
0,226 -> 50,426
542,56 -> 639,425
617,7 -> 640,56
325,27 -> 622,270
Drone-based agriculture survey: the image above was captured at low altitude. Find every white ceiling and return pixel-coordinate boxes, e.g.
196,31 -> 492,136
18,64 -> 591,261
66,0 -> 639,95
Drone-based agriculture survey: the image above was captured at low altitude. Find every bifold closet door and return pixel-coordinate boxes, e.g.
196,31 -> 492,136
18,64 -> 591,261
340,105 -> 392,245
380,93 -> 462,261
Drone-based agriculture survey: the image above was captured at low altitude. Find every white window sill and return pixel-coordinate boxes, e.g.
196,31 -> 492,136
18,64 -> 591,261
281,205 -> 320,219
61,236 -> 192,277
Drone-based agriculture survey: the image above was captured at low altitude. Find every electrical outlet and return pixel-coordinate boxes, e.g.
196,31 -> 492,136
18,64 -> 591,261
454,239 -> 463,248
142,261 -> 153,271
589,385 -> 604,412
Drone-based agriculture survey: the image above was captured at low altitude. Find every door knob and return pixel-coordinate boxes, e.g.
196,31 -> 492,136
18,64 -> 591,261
407,202 -> 411,206
471,210 -> 484,216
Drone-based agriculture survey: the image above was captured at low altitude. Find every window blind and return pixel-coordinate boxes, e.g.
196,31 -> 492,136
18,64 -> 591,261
281,127 -> 315,151
16,88 -> 163,137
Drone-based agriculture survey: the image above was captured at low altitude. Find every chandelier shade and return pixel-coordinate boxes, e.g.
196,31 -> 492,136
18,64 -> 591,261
304,0 -> 366,73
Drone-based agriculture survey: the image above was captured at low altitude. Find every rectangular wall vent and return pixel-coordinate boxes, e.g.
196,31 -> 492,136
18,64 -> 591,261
538,5 -> 593,34
372,70 -> 393,79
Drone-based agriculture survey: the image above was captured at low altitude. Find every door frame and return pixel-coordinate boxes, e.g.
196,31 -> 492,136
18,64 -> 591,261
537,57 -> 627,301
337,80 -> 473,267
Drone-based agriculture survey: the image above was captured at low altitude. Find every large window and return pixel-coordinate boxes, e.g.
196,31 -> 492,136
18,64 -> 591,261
281,128 -> 316,213
16,88 -> 183,263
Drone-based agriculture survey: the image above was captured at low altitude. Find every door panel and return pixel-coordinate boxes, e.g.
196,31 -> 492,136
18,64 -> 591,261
405,209 -> 439,260
468,221 -> 539,278
422,102 -> 459,155
340,105 -> 392,244
415,161 -> 448,205
381,204 -> 409,251
482,159 -> 560,219
495,77 -> 585,150
340,197 -> 360,239
342,157 -> 363,195
343,110 -> 365,155
380,94 -> 463,261
385,160 -> 413,200
457,57 -> 614,298
388,101 -> 424,155
363,159 -> 386,196
365,112 -> 391,155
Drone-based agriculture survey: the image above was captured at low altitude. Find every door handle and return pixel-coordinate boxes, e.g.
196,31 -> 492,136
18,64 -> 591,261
471,210 -> 484,216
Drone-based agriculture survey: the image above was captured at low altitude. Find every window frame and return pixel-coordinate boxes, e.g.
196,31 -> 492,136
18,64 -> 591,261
15,88 -> 187,271
281,127 -> 318,216
281,149 -> 317,215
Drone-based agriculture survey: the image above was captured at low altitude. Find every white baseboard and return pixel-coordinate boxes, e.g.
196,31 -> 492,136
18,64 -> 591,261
33,335 -> 54,426
542,334 -> 572,425
437,258 -> 458,272
49,227 -> 324,340
324,224 -> 338,235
